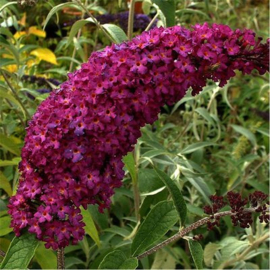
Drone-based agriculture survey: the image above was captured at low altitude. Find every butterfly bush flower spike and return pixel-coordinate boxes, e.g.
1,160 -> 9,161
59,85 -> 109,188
8,23 -> 269,249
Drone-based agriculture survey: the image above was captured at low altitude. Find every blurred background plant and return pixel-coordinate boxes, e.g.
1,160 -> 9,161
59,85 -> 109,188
0,0 -> 268,269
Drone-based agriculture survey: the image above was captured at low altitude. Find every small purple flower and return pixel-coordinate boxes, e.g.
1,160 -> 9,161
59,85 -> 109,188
34,206 -> 52,223
197,44 -> 217,60
225,40 -> 240,55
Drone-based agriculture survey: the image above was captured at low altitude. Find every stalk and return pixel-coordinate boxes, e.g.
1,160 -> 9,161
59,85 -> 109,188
133,144 -> 140,221
137,208 -> 259,260
127,0 -> 136,40
57,248 -> 65,269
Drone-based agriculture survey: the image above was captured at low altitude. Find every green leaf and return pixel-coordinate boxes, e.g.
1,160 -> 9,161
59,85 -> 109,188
43,2 -> 80,30
181,142 -> 216,155
141,149 -> 168,158
195,107 -> 215,125
170,94 -> 195,114
66,18 -> 95,47
0,216 -> 12,236
151,249 -> 176,269
0,1 -> 17,13
88,205 -> 109,230
81,207 -> 100,247
0,232 -> 39,269
231,124 -> 257,146
142,0 -> 152,14
99,250 -> 138,269
0,171 -> 12,196
0,157 -> 21,167
73,36 -> 87,62
187,204 -> 205,217
176,8 -> 211,20
256,127 -> 269,137
123,152 -> 137,183
65,256 -> 85,268
105,225 -> 131,237
131,201 -> 178,256
156,7 -> 166,27
186,177 -> 211,204
0,134 -> 21,156
138,168 -> 164,195
101,24 -> 128,44
188,240 -> 204,269
246,178 -> 269,192
35,243 -> 57,269
0,58 -> 16,68
140,189 -> 168,218
154,168 -> 187,226
153,0 -> 176,26
0,88 -> 26,118
0,41 -> 20,66
220,237 -> 249,258
221,84 -> 233,110
203,243 -> 221,267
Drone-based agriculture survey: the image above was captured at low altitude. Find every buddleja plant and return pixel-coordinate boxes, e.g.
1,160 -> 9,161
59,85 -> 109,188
0,0 -> 269,269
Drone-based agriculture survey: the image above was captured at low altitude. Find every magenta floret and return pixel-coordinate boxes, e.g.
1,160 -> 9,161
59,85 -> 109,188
8,23 -> 269,249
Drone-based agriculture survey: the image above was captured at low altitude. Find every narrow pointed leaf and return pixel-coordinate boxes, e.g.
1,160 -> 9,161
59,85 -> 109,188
0,2 -> 17,13
0,87 -> 26,118
0,158 -> 21,167
0,172 -> 12,196
187,177 -> 211,204
203,243 -> 221,267
0,134 -> 21,156
131,201 -> 178,256
35,243 -> 57,269
138,168 -> 164,195
195,107 -> 215,125
81,207 -> 100,247
66,18 -> 95,46
153,0 -> 176,26
123,152 -> 137,183
101,24 -> 128,44
99,250 -> 138,269
181,142 -> 216,155
231,124 -> 257,146
43,2 -> 79,30
188,240 -> 204,269
0,216 -> 12,236
154,168 -> 187,226
0,233 -> 39,269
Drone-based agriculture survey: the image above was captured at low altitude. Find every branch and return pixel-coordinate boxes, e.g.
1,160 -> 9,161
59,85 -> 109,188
57,248 -> 65,270
127,0 -> 136,40
137,208 -> 257,260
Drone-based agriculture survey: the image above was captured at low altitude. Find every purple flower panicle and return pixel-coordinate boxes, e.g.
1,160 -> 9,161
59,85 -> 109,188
8,23 -> 269,249
204,191 -> 269,230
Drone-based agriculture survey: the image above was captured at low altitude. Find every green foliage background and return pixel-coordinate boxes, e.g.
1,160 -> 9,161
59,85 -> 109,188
0,0 -> 269,269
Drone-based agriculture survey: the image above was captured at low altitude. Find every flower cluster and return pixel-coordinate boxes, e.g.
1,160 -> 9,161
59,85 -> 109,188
64,11 -> 157,32
204,191 -> 269,230
9,23 -> 269,249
